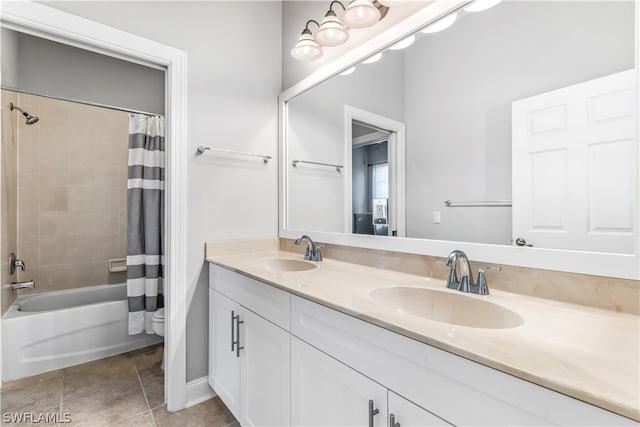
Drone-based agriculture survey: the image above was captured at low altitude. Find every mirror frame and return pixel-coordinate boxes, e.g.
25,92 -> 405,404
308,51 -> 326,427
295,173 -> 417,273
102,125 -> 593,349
279,0 -> 640,280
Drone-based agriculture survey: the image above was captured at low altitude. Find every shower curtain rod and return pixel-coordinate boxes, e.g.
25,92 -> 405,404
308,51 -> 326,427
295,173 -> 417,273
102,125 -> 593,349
1,85 -> 161,117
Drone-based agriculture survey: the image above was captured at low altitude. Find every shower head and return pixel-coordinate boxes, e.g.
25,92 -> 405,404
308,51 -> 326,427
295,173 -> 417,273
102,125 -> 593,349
9,103 -> 39,125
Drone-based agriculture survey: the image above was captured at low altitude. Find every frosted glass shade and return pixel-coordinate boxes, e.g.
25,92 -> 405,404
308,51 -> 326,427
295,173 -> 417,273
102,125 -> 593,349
342,0 -> 381,29
291,32 -> 323,61
315,14 -> 349,46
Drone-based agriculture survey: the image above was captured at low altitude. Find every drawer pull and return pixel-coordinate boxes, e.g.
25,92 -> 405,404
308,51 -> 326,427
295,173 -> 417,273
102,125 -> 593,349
390,413 -> 400,427
368,400 -> 379,427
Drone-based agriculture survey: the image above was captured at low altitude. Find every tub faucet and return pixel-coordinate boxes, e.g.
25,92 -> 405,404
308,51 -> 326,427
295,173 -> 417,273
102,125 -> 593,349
9,252 -> 26,275
294,235 -> 323,261
11,280 -> 35,290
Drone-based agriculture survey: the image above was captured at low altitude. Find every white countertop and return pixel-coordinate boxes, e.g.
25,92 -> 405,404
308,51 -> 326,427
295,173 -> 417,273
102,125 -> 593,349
206,243 -> 640,421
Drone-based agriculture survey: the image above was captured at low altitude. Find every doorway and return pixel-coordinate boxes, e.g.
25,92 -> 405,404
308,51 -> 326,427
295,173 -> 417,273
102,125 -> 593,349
344,106 -> 406,237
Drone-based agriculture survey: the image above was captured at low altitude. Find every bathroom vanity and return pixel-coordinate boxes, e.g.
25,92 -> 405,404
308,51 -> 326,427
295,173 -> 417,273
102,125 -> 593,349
206,240 -> 639,427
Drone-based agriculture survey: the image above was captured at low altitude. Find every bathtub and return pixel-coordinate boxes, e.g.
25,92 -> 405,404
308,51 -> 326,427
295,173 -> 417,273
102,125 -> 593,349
2,283 -> 163,381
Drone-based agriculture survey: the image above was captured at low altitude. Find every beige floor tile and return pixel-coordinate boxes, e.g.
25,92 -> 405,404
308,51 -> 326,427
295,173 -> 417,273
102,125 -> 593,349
108,410 -> 156,427
140,372 -> 164,410
0,370 -> 62,426
62,378 -> 147,426
153,398 -> 237,427
131,344 -> 163,375
63,353 -> 135,388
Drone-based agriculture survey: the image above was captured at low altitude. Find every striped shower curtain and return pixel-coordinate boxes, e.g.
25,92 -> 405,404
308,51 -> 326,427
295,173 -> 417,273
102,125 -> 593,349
127,114 -> 165,335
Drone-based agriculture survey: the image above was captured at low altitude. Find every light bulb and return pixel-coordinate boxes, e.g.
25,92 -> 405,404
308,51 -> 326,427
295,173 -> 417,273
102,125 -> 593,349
362,52 -> 383,64
315,12 -> 349,46
464,0 -> 503,12
421,13 -> 457,34
342,0 -> 381,29
388,34 -> 415,50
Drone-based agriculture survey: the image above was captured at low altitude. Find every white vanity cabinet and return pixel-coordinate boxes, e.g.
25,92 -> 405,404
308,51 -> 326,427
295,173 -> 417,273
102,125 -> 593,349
291,336 -> 387,427
388,392 -> 451,427
208,266 -> 291,426
209,264 -> 636,427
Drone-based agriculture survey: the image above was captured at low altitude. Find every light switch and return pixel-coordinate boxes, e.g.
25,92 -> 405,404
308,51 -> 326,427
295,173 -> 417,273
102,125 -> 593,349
433,211 -> 441,224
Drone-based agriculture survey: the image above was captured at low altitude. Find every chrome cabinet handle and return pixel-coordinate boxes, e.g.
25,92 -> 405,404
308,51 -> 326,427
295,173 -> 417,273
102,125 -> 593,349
389,413 -> 400,427
235,315 -> 244,358
230,310 -> 236,352
368,400 -> 379,427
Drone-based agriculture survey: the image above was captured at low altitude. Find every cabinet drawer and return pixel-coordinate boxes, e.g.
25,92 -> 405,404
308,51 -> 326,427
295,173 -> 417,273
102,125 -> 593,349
210,264 -> 290,330
291,295 -> 634,426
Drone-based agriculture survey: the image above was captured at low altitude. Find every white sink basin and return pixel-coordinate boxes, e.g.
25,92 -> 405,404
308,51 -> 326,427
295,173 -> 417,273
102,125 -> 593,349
250,258 -> 317,272
369,287 -> 523,329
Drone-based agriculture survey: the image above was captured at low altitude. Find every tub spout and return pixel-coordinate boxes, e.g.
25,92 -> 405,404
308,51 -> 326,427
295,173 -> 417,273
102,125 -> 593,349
11,280 -> 35,290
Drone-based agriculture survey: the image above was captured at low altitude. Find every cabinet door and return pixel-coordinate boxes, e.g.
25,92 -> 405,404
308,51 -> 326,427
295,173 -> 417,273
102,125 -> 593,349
209,290 -> 241,419
291,337 -> 387,427
240,308 -> 290,427
388,391 -> 451,427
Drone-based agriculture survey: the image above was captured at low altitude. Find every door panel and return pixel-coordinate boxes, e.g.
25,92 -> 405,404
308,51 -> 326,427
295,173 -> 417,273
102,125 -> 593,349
209,290 -> 241,419
240,309 -> 290,427
291,337 -> 387,427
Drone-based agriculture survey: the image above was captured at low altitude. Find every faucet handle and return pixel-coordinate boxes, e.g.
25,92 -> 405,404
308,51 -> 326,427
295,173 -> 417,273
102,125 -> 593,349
475,266 -> 501,295
437,259 -> 459,289
312,245 -> 325,262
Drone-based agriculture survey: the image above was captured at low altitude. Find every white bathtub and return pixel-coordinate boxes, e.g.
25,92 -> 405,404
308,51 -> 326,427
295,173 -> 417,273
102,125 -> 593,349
2,283 -> 163,381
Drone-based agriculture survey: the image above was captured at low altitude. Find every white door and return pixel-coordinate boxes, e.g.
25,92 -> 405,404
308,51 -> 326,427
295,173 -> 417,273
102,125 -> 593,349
388,391 -> 451,427
291,336 -> 387,427
512,69 -> 637,253
209,290 -> 241,419
240,309 -> 290,427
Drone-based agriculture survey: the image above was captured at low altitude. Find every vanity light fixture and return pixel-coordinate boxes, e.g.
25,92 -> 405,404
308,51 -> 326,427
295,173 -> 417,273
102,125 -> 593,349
339,66 -> 356,76
421,13 -> 458,34
291,19 -> 323,61
315,1 -> 349,46
362,52 -> 383,64
388,34 -> 415,50
342,0 -> 381,29
464,0 -> 503,12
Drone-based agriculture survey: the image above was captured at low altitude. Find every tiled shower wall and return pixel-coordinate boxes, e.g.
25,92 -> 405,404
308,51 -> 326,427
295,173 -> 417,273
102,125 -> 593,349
1,91 -> 19,314
14,91 -> 128,295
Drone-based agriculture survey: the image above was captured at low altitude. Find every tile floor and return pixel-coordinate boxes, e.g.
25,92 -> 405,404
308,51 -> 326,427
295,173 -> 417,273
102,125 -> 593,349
0,344 -> 238,427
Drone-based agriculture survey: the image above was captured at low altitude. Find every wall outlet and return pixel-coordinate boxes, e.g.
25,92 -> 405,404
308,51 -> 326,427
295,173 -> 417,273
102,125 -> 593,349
433,211 -> 441,224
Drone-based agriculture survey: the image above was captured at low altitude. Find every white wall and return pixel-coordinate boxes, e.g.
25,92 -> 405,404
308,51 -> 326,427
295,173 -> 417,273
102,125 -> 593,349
1,28 -> 19,88
10,31 -> 165,114
404,0 -> 635,245
282,0 -> 429,89
287,51 -> 404,233
41,1 -> 282,383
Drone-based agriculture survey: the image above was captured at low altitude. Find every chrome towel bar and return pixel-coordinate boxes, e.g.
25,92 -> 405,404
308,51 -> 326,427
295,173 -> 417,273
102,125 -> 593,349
196,146 -> 271,163
445,200 -> 512,207
291,159 -> 343,172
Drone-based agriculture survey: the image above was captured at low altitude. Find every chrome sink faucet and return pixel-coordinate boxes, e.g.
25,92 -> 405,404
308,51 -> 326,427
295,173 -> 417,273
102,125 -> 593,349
442,250 -> 501,295
294,235 -> 323,262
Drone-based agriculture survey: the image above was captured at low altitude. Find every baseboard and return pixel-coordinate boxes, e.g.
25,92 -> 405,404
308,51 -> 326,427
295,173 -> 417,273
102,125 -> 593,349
185,376 -> 217,408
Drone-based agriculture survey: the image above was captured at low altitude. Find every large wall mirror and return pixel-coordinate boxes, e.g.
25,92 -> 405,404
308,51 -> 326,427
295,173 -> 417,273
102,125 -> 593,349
280,0 -> 639,279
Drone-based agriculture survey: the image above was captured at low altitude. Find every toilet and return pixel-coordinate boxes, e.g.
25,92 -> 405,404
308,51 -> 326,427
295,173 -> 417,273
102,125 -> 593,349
152,308 -> 165,371
151,308 -> 165,337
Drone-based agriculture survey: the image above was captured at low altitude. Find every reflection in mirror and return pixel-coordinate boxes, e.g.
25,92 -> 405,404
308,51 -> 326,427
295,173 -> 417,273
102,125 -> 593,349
285,0 -> 637,254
